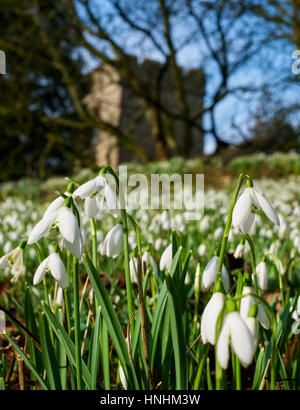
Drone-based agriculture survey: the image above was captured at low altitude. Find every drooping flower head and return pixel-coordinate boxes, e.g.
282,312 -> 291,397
233,184 -> 280,234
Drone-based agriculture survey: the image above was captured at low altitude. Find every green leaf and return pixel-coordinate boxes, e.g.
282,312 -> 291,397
39,313 -> 62,390
149,247 -> 183,371
83,254 -> 139,390
165,273 -> 188,389
88,306 -> 101,389
6,334 -> 49,390
42,303 -> 92,390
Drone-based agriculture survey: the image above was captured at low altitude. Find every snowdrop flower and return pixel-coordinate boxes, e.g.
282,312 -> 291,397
201,292 -> 225,345
214,227 -> 223,240
217,302 -> 255,369
233,243 -> 244,259
201,256 -> 229,292
240,286 -> 270,329
255,261 -> 268,291
142,251 -> 158,276
129,257 -> 138,284
159,244 -> 173,272
74,175 -> 118,217
28,191 -> 78,245
0,242 -> 26,282
198,244 -> 206,257
233,186 -> 280,234
102,224 -> 123,258
33,252 -> 68,289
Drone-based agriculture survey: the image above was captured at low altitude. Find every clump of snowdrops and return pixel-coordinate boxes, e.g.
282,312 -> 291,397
0,167 -> 299,391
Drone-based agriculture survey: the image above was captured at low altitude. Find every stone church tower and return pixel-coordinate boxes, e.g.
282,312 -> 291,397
84,57 -> 205,168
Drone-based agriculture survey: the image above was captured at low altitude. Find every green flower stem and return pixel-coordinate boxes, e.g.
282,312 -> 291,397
270,323 -> 278,390
245,234 -> 260,295
104,166 -> 134,321
64,251 -> 73,334
215,173 -> 246,282
73,256 -> 83,390
214,174 -> 246,389
90,217 -> 97,268
236,357 -> 241,390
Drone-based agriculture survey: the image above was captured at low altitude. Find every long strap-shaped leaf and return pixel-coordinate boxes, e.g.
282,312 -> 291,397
88,306 -> 101,389
83,254 -> 139,390
6,334 -> 49,390
39,313 -> 62,390
149,247 -> 183,371
42,303 -> 92,390
165,273 -> 188,390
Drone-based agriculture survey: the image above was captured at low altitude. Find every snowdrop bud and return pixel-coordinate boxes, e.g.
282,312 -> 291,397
201,292 -> 225,345
56,287 -> 64,306
201,256 -> 229,292
198,244 -> 206,257
129,257 -> 138,284
194,263 -> 201,293
255,261 -> 268,291
159,244 -> 173,272
102,224 -> 123,258
233,243 -> 244,259
119,365 -> 127,390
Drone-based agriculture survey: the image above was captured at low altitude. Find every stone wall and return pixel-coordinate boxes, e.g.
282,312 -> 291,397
85,57 -> 205,167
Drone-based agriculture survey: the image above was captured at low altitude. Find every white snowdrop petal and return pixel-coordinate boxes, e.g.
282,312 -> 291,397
229,312 -> 254,368
257,304 -> 270,329
239,212 -> 255,235
254,191 -> 280,226
256,262 -> 268,291
240,287 -> 255,321
221,265 -> 230,292
73,178 -> 98,198
159,244 -> 173,271
48,253 -> 66,282
43,196 -> 64,218
33,256 -> 50,285
129,257 -> 138,284
64,236 -> 83,260
201,292 -> 225,345
84,196 -> 99,218
201,256 -> 218,290
0,255 -> 9,269
217,315 -> 231,370
245,317 -> 258,349
232,189 -> 252,228
28,212 -> 57,244
58,207 -> 79,244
